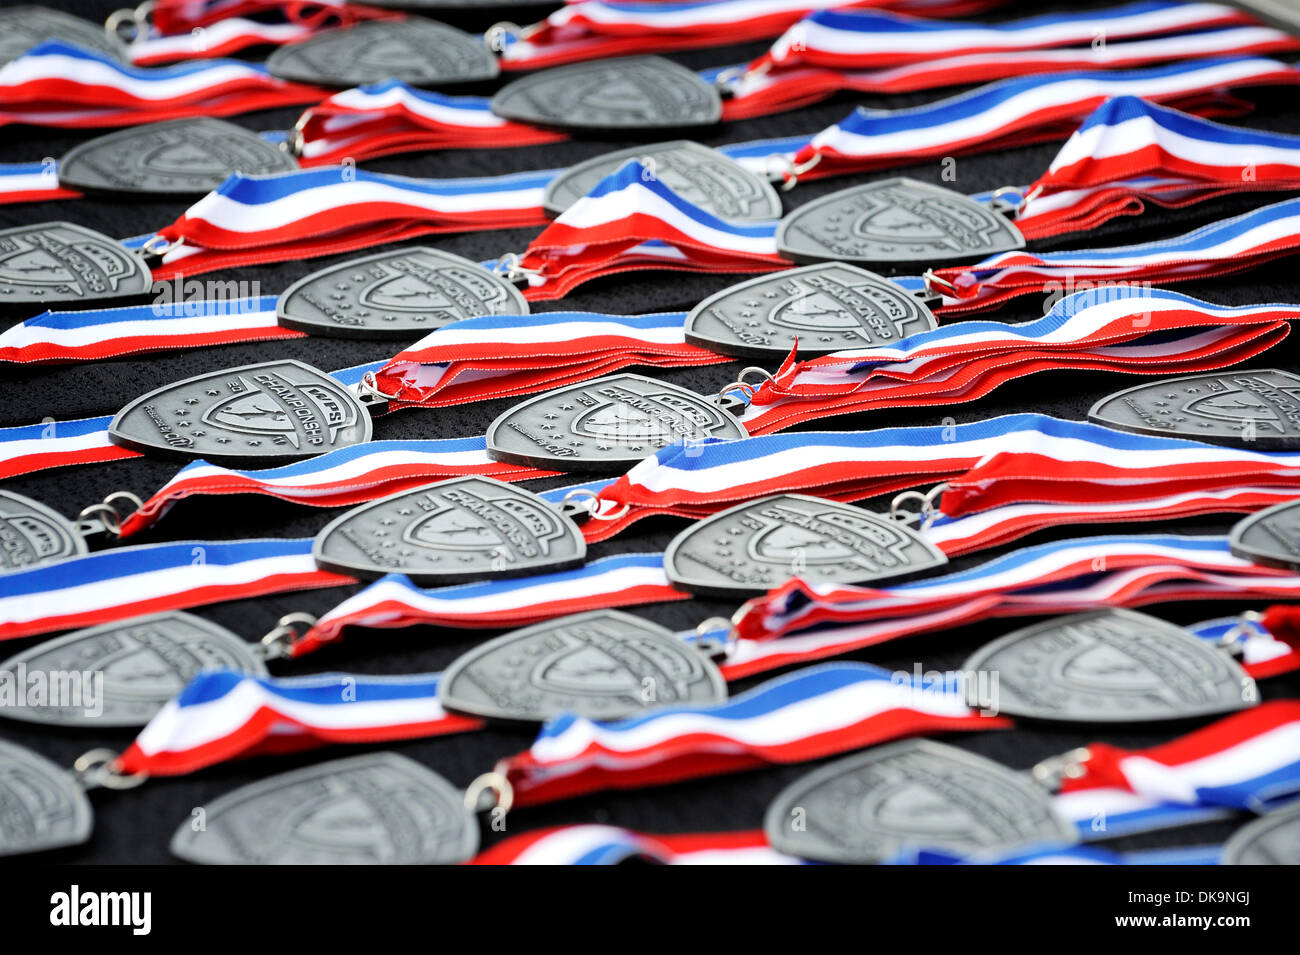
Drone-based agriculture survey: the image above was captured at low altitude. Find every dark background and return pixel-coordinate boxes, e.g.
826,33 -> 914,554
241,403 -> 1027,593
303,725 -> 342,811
3,0 -> 1300,865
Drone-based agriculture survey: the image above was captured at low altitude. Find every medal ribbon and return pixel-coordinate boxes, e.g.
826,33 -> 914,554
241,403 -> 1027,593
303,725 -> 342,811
0,41 -> 328,128
1198,607 -> 1300,679
929,195 -> 1300,313
736,287 -> 1298,435
1013,96 -> 1300,239
0,538 -> 349,641
472,826 -> 801,865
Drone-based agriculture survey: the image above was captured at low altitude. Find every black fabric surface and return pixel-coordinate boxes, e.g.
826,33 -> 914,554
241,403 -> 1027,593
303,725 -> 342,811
3,0 -> 1300,864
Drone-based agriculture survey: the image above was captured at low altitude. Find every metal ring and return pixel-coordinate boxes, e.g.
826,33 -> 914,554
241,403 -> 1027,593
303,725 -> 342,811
1030,746 -> 1092,791
781,152 -> 822,192
137,234 -> 175,257
560,487 -> 630,523
693,616 -> 737,660
1219,609 -> 1265,650
922,268 -> 958,297
282,112 -> 310,158
464,769 -> 513,815
105,8 -> 141,43
73,749 -> 148,791
718,366 -> 773,403
359,370 -> 403,403
484,21 -> 527,53
492,252 -> 544,284
259,612 -> 318,660
990,185 -> 1027,215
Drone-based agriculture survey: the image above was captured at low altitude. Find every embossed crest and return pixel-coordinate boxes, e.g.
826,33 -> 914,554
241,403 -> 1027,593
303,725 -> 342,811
764,739 -> 1076,863
544,141 -> 781,221
1221,801 -> 1300,865
59,118 -> 298,195
0,222 -> 152,306
685,263 -> 937,358
485,373 -> 747,472
266,19 -> 498,88
1088,369 -> 1300,448
1229,499 -> 1300,570
440,609 -> 726,722
0,7 -> 125,67
109,359 -> 372,463
0,739 -> 92,857
169,752 -> 477,864
491,56 -> 723,132
0,612 -> 267,728
776,177 -> 1025,266
313,476 -> 586,583
277,246 -> 529,338
961,609 -> 1252,724
0,489 -> 86,573
664,494 -> 947,597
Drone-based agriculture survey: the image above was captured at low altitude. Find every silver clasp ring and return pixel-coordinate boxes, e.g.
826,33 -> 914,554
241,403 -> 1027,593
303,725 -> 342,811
717,366 -> 773,404
259,612 -> 318,660
73,749 -> 148,791
1030,746 -> 1092,791
76,490 -> 144,538
559,488 -> 630,522
889,483 -> 947,529
464,768 -> 514,815
764,152 -> 822,192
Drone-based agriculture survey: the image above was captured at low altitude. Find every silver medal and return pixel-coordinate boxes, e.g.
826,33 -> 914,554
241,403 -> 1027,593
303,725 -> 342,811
312,476 -> 587,583
544,141 -> 782,221
1230,498 -> 1300,570
776,177 -> 1025,266
0,222 -> 152,306
663,494 -> 947,597
491,56 -> 723,132
0,7 -> 125,67
0,739 -> 93,857
1088,369 -> 1300,449
439,609 -> 726,722
266,19 -> 499,88
1221,800 -> 1300,865
685,263 -> 937,358
276,246 -> 529,338
108,359 -> 373,463
764,739 -> 1076,863
58,118 -> 298,195
485,373 -> 747,472
0,489 -> 87,572
0,612 -> 267,728
169,752 -> 478,864
961,609 -> 1253,724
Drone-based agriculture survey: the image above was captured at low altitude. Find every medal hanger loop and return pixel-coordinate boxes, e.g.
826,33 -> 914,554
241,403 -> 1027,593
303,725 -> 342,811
357,369 -> 399,412
491,252 -> 545,287
558,487 -> 630,523
484,22 -> 538,54
73,748 -> 148,792
763,152 -> 821,192
713,60 -> 771,99
137,233 -> 181,262
1217,610 -> 1265,657
259,612 -> 319,661
105,2 -> 153,44
1030,746 -> 1092,792
693,615 -> 739,661
464,763 -> 514,815
284,111 -> 310,158
717,366 -> 773,410
75,490 -> 144,539
889,484 -> 947,530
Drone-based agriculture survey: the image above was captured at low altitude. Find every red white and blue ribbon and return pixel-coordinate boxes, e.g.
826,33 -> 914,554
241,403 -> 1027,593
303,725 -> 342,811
930,196 -> 1300,313
0,295 -> 300,365
0,41 -> 327,128
737,287 -> 1300,434
473,826 -> 804,865
792,57 -> 1300,178
1014,96 -> 1300,239
1055,702 -> 1300,836
0,538 -> 349,641
115,659 -> 1006,784
1196,606 -> 1300,679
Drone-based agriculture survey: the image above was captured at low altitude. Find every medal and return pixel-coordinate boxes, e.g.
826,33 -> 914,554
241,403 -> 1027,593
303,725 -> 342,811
776,177 -> 1026,266
56,118 -> 297,196
1089,369 -> 1300,449
0,740 -> 93,858
961,608 -> 1253,724
169,752 -> 478,865
276,246 -> 530,338
0,222 -> 151,308
438,609 -> 727,723
0,488 -> 91,571
108,359 -> 374,464
662,493 -> 947,596
0,612 -> 268,728
312,476 -> 587,583
1221,801 -> 1300,865
764,740 -> 1076,864
484,373 -> 748,473
266,19 -> 498,88
0,7 -> 125,66
1230,498 -> 1300,569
